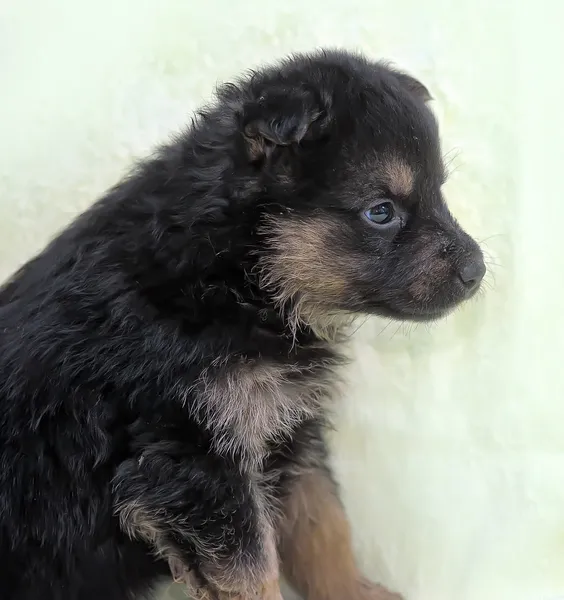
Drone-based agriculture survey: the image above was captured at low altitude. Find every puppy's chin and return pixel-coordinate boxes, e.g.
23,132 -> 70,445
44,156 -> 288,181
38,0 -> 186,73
366,281 -> 483,323
377,305 -> 453,323
367,299 -> 460,323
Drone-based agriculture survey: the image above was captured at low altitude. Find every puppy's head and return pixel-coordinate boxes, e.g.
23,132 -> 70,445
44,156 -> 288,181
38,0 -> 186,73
220,51 -> 485,331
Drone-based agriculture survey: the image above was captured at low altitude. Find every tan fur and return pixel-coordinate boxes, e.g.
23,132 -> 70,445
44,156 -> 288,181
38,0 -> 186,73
245,131 -> 268,162
188,358 -> 336,470
257,215 -> 356,340
118,490 -> 283,599
116,498 -> 220,565
381,155 -> 415,198
203,509 -> 281,600
175,570 -> 282,600
279,470 -> 403,600
116,501 -> 184,563
117,502 -> 163,547
179,573 -> 282,600
406,233 -> 450,303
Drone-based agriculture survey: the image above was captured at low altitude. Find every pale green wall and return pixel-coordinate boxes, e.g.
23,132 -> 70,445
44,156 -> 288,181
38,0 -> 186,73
1,1 -> 562,600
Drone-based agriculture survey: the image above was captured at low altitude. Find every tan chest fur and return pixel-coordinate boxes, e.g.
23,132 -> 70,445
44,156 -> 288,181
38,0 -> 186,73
189,359 -> 336,471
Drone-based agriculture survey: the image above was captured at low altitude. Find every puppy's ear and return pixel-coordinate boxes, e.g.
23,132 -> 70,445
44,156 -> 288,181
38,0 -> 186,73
242,86 -> 331,161
395,72 -> 433,103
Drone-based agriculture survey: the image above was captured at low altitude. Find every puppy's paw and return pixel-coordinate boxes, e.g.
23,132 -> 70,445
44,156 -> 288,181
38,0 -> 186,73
359,578 -> 404,600
168,558 -> 212,599
213,578 -> 283,600
256,578 -> 284,600
169,556 -> 283,600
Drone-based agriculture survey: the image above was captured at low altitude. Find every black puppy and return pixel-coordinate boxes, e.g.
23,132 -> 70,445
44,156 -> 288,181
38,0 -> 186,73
0,50 -> 485,600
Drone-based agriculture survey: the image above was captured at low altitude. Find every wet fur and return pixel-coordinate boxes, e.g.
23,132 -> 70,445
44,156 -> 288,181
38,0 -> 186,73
0,49 -> 484,599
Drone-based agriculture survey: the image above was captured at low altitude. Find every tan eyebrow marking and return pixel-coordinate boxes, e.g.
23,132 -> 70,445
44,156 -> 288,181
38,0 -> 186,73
380,155 -> 415,197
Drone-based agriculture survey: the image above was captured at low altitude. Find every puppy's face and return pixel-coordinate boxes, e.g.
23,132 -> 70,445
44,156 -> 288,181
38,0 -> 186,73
238,53 -> 485,326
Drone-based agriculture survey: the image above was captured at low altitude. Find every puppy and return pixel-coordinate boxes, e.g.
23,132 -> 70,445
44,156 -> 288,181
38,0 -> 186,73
0,49 -> 485,600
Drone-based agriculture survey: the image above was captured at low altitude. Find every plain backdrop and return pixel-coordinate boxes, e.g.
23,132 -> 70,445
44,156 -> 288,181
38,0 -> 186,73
1,1 -> 562,599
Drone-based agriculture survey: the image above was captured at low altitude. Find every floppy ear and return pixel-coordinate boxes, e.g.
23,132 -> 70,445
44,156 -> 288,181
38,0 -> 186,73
395,72 -> 433,103
241,85 -> 332,161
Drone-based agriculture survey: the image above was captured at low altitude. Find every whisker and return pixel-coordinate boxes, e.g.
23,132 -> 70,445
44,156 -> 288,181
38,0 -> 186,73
377,319 -> 394,337
484,260 -> 503,269
349,315 -> 370,336
478,233 -> 507,244
480,280 -> 494,293
390,322 -> 404,340
443,148 -> 462,178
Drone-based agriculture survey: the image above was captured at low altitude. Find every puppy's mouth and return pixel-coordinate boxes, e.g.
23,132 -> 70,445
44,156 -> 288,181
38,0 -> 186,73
375,303 -> 454,323
370,268 -> 484,322
373,286 -> 480,322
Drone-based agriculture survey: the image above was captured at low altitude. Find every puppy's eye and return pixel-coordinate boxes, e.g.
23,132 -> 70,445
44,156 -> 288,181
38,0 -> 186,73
363,202 -> 395,225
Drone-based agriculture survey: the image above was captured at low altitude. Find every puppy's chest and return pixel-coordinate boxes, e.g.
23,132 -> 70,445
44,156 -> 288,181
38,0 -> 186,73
195,360 -> 336,469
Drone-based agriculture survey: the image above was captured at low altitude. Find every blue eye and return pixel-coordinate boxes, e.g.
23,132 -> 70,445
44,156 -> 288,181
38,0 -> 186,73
364,202 -> 395,225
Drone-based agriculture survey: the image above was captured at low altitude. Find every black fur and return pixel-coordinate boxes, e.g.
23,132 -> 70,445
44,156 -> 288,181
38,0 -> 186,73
0,49 -> 484,599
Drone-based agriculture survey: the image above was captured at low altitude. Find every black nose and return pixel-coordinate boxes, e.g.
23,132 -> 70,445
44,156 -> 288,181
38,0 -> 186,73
458,255 -> 486,292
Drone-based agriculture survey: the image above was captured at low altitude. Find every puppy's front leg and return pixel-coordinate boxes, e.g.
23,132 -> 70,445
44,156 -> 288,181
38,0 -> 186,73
278,468 -> 402,600
113,425 -> 282,599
